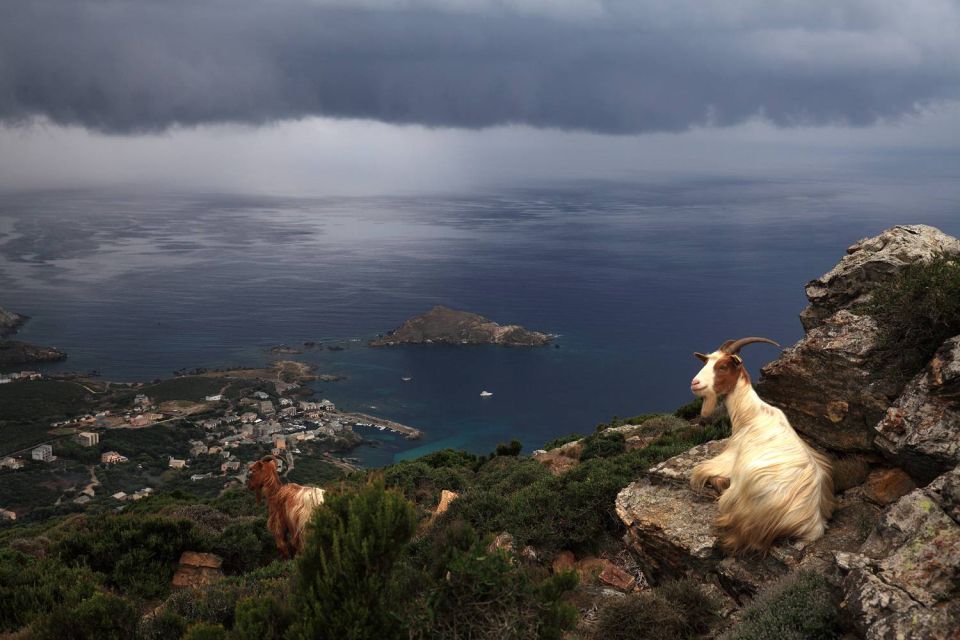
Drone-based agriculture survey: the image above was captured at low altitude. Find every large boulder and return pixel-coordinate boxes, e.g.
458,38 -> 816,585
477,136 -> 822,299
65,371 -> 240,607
874,335 -> 960,484
757,225 -> 960,454
837,470 -> 960,639
799,225 -> 960,332
615,440 -> 879,600
758,311 -> 893,452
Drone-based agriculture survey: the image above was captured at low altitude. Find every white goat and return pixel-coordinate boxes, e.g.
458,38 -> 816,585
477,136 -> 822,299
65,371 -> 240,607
689,337 -> 834,552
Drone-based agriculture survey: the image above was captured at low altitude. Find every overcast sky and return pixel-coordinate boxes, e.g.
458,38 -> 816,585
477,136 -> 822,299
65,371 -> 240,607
1,0 -> 958,194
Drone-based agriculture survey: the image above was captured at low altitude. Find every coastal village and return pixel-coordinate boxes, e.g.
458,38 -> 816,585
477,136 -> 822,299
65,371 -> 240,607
0,361 -> 421,522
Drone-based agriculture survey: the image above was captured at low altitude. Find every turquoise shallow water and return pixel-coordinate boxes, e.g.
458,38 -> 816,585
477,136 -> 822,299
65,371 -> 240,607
2,174 -> 958,466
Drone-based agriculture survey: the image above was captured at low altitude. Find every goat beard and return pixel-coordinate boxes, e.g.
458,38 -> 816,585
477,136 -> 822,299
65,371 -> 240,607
699,391 -> 718,418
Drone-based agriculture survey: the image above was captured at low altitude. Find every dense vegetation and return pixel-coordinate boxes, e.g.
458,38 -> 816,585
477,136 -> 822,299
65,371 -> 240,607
0,399 -> 850,639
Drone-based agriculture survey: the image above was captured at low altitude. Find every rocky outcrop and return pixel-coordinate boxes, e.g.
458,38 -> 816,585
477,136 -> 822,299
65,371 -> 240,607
837,469 -> 960,638
370,306 -> 552,347
613,225 -> 960,636
757,225 -> 960,454
0,307 -> 27,337
874,335 -> 960,484
0,340 -> 67,367
799,224 -> 960,332
615,440 -> 882,600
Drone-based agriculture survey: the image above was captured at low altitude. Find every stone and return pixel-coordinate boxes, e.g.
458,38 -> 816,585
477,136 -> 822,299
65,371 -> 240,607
616,438 -> 881,599
874,335 -> 960,484
598,563 -> 636,592
861,468 -> 916,506
615,446 -> 723,577
533,450 -> 580,476
800,224 -> 960,332
836,473 -> 960,638
926,466 -> 960,524
171,551 -> 223,589
757,310 -> 895,452
434,489 -> 459,516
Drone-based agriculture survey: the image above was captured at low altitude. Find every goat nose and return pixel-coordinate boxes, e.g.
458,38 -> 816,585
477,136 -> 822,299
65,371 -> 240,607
692,378 -> 700,386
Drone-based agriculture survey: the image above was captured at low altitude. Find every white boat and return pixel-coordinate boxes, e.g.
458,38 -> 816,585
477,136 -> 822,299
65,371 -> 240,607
401,375 -> 412,383
480,390 -> 493,398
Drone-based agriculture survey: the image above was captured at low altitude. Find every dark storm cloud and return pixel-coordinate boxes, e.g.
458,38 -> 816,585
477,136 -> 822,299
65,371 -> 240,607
1,0 -> 958,134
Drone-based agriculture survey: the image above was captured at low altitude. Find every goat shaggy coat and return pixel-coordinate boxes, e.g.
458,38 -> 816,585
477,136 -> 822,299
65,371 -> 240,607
247,457 -> 325,558
690,341 -> 834,552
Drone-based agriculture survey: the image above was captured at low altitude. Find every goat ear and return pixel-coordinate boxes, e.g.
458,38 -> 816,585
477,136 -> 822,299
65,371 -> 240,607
694,352 -> 709,363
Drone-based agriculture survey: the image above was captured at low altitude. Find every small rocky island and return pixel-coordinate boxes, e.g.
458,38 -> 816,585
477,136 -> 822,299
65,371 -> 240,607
0,306 -> 27,337
370,305 -> 553,347
0,305 -> 67,367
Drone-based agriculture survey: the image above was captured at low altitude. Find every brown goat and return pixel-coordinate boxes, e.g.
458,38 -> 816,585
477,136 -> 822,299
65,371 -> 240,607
246,455 -> 325,558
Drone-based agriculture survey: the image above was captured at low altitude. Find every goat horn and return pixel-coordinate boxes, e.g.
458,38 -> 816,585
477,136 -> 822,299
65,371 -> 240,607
259,454 -> 279,463
720,337 -> 781,354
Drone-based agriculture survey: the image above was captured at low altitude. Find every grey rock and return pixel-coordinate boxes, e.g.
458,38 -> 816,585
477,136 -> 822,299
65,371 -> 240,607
758,310 -> 895,452
926,466 -> 960,525
800,224 -> 960,332
874,335 -> 960,484
837,474 -> 960,639
615,440 -> 875,598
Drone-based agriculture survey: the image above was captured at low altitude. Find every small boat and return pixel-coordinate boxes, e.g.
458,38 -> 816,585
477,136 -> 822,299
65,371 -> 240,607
401,375 -> 412,383
480,390 -> 493,398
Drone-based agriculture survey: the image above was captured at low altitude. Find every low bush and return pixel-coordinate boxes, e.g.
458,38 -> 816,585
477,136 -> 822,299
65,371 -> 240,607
0,549 -> 97,632
542,433 -> 584,450
495,439 -> 523,457
579,431 -> 626,460
53,513 -> 203,599
724,571 -> 840,640
591,578 -> 719,640
32,592 -> 139,640
233,594 -> 293,640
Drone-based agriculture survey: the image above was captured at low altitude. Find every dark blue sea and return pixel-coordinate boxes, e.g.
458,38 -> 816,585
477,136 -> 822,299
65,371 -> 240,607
2,172 -> 958,466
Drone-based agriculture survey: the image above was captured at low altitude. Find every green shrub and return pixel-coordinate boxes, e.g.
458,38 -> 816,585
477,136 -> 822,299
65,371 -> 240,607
233,595 -> 293,640
53,513 -> 203,598
161,561 -> 294,629
406,544 -> 577,640
212,518 -> 277,574
591,579 -> 718,640
32,592 -> 139,640
864,253 -> 960,373
580,432 -> 626,460
139,610 -> 189,640
673,397 -> 704,420
289,479 -> 418,640
542,433 -> 584,450
182,622 -> 229,640
724,571 -> 839,640
443,422 -> 729,556
495,439 -> 523,457
0,549 -> 97,632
